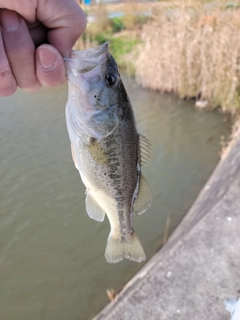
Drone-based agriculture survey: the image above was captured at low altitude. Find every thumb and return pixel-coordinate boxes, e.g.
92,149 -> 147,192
36,44 -> 66,87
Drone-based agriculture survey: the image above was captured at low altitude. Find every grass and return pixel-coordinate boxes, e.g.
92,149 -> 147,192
75,1 -> 240,113
135,0 -> 240,113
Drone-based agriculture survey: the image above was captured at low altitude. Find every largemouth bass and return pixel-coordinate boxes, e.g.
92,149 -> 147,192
64,43 -> 152,263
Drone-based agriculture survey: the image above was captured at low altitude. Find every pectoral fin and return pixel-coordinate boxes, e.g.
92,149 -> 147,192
87,139 -> 108,165
133,174 -> 152,215
89,109 -> 119,139
86,193 -> 105,222
139,134 -> 153,166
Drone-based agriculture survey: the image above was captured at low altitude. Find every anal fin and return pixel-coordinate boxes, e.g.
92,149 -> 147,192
86,193 -> 105,222
133,174 -> 152,215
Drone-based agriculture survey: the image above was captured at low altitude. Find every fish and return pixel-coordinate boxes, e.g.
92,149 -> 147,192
64,42 -> 152,263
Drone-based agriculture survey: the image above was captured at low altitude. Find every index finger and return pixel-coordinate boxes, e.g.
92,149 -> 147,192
37,0 -> 87,57
0,0 -> 87,57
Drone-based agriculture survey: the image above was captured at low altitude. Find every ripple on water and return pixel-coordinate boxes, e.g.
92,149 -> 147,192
0,78 -> 232,320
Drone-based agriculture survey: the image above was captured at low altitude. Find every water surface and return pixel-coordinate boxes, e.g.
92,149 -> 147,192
0,75 -> 231,320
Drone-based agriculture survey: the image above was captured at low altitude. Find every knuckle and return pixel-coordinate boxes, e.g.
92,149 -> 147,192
75,14 -> 87,35
0,66 -> 17,96
2,29 -> 35,59
0,66 -> 12,79
0,84 -> 17,97
14,46 -> 35,61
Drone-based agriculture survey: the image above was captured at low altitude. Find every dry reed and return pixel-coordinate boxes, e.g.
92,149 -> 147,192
136,1 -> 240,113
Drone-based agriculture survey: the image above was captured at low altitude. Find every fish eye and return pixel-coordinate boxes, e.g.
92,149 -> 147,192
105,74 -> 117,87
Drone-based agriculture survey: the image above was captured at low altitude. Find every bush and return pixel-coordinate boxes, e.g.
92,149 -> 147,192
109,37 -> 139,62
111,17 -> 125,33
95,33 -> 109,45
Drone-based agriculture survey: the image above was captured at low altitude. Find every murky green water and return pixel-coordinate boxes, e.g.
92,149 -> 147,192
0,75 -> 231,320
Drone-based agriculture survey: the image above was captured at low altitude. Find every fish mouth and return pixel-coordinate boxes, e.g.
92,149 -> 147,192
72,42 -> 108,60
64,42 -> 109,74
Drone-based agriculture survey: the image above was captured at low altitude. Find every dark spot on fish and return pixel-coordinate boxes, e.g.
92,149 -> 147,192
104,173 -> 106,175
117,203 -> 124,209
94,95 -> 96,98
89,137 -> 97,144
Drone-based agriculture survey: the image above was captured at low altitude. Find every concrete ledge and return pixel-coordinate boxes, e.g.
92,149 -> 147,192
93,130 -> 240,320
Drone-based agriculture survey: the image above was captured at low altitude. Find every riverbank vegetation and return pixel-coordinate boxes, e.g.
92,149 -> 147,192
76,1 -> 240,113
136,1 -> 240,113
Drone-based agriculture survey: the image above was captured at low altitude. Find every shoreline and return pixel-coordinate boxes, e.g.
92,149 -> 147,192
93,121 -> 240,320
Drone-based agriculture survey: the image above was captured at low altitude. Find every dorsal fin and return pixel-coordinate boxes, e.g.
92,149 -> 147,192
139,134 -> 153,166
86,193 -> 105,222
133,174 -> 152,215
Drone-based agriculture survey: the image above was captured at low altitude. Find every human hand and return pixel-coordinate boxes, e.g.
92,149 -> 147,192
0,0 -> 87,96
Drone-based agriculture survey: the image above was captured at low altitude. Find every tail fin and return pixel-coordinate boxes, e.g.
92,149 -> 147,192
105,232 -> 146,263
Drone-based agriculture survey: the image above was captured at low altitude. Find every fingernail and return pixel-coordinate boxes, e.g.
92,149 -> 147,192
1,10 -> 21,31
38,47 -> 57,69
